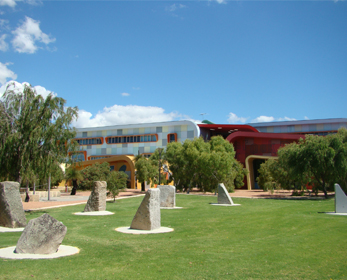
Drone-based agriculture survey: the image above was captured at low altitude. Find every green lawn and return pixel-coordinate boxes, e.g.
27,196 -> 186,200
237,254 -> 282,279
1,195 -> 346,280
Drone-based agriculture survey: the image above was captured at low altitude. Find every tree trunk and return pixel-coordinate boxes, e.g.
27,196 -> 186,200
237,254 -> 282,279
322,181 -> 328,199
24,181 -> 30,202
70,180 -> 78,195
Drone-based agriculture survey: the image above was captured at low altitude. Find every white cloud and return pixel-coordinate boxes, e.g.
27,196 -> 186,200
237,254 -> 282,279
215,0 -> 227,3
227,112 -> 248,124
251,116 -> 275,123
250,116 -> 297,123
277,117 -> 297,122
0,80 -> 56,99
0,19 -> 9,30
0,34 -> 8,51
165,4 -> 186,12
304,116 -> 309,120
0,63 -> 17,85
12,16 -> 56,54
121,92 -> 130,97
0,0 -> 16,7
72,105 -> 182,128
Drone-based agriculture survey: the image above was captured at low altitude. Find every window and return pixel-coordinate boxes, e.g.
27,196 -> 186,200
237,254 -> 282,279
88,155 -> 114,160
75,137 -> 103,145
69,151 -> 87,162
105,134 -> 158,144
167,133 -> 177,143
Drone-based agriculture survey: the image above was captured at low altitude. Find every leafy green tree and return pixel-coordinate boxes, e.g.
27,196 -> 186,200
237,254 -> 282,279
257,158 -> 281,193
134,155 -> 157,187
329,128 -> 347,193
283,135 -> 336,198
107,171 -> 128,202
79,162 -> 110,190
258,129 -> 347,198
163,141 -> 187,189
165,136 -> 246,193
0,82 -> 78,184
65,165 -> 84,195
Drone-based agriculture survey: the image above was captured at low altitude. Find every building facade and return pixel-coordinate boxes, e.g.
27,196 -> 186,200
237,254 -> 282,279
72,118 -> 347,190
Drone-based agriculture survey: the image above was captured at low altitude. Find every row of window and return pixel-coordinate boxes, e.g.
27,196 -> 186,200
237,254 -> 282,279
75,138 -> 103,145
106,134 -> 158,144
74,133 -> 178,146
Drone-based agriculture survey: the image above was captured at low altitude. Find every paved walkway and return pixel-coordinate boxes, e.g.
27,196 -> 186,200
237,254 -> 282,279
22,189 -> 144,211
22,188 -> 332,211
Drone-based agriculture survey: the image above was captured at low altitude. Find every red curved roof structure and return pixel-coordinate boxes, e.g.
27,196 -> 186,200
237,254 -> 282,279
198,124 -> 259,133
226,131 -> 305,143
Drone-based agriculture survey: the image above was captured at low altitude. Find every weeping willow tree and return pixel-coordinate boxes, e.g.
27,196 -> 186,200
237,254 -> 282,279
0,82 -> 78,185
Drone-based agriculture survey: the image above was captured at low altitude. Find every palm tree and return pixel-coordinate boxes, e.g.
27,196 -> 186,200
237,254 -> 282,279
65,166 -> 83,195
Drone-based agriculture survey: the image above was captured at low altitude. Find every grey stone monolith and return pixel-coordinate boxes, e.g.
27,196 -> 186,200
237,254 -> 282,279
0,181 -> 26,228
15,213 -> 67,254
130,188 -> 161,230
218,183 -> 235,205
84,181 -> 107,212
158,185 -> 176,207
335,184 -> 347,214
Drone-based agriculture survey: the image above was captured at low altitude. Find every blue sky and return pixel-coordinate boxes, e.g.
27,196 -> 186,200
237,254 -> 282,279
1,0 -> 346,128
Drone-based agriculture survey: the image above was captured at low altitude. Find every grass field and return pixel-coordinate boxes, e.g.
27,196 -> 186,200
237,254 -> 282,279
1,194 -> 346,280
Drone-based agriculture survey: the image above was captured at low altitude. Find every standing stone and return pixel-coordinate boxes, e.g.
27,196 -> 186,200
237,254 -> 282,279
0,181 -> 27,228
130,188 -> 161,230
158,185 -> 176,207
218,183 -> 235,205
84,181 -> 107,212
15,213 -> 67,254
335,184 -> 347,214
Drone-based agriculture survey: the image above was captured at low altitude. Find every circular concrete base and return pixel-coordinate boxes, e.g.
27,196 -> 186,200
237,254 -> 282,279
115,226 -> 174,235
0,245 -> 79,259
325,212 -> 347,216
0,226 -> 24,233
74,211 -> 114,216
210,203 -> 241,206
160,207 -> 183,209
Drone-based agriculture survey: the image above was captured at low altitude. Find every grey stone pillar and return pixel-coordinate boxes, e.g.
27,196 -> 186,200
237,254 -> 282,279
130,188 -> 161,230
217,183 -> 235,205
158,185 -> 176,207
335,184 -> 347,214
0,181 -> 27,228
84,181 -> 107,212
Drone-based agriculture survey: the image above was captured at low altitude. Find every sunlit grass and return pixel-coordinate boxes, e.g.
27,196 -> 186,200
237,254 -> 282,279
1,195 -> 346,279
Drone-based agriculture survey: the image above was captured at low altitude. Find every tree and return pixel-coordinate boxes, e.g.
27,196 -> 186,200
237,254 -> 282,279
79,162 -> 110,190
65,165 -> 83,195
165,136 -> 246,193
0,82 -> 78,184
258,129 -> 347,198
134,155 -> 157,188
107,171 -> 128,202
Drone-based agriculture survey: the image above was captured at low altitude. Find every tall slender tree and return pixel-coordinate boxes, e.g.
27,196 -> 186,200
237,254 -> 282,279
0,82 -> 78,184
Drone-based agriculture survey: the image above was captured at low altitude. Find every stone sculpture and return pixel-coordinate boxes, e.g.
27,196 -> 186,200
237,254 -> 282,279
15,213 -> 67,254
335,184 -> 347,214
158,185 -> 176,208
84,181 -> 107,212
0,181 -> 27,228
130,188 -> 161,230
218,183 -> 236,205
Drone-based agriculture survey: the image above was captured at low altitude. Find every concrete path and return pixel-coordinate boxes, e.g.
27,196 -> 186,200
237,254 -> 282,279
22,188 -> 332,211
